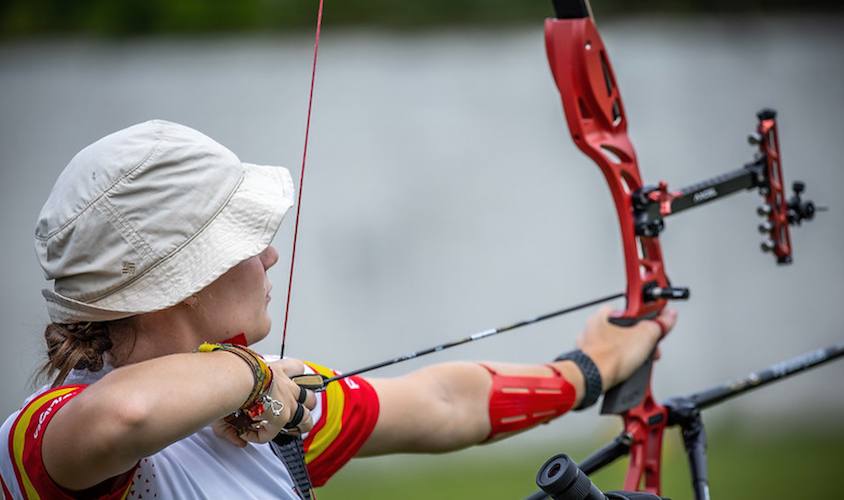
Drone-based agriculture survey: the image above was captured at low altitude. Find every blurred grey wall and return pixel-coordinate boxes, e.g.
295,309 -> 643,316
1,16 -> 842,446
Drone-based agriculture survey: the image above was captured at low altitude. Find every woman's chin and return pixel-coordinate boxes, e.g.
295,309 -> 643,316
256,319 -> 273,341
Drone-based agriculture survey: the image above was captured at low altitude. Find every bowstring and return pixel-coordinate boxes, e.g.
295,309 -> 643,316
281,0 -> 325,360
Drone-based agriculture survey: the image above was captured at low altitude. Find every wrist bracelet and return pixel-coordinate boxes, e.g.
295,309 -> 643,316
554,349 -> 603,411
198,342 -> 276,432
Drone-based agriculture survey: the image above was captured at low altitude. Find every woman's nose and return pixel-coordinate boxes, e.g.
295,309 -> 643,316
261,245 -> 279,270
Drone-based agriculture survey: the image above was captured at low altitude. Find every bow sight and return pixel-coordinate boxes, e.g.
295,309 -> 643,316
631,109 -> 824,266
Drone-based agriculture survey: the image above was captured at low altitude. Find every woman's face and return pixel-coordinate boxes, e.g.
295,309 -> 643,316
193,245 -> 279,345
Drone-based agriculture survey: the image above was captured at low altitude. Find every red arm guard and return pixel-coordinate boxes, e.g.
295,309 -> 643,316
481,364 -> 576,441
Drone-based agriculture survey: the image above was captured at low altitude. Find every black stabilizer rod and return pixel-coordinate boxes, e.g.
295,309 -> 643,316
689,343 -> 844,410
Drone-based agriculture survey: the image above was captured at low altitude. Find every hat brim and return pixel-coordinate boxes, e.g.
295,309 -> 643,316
43,163 -> 294,323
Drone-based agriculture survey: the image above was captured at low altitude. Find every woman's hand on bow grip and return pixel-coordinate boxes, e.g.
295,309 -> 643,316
577,307 -> 677,391
213,358 -> 317,447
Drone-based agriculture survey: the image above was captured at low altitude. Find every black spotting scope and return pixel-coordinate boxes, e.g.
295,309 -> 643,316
535,454 -> 669,500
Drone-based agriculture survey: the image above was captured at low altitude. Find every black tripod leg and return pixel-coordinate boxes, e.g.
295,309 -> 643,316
679,410 -> 710,500
579,432 -> 633,475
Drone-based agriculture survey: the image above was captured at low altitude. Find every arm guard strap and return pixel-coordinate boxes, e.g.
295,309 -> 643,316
481,363 -> 576,441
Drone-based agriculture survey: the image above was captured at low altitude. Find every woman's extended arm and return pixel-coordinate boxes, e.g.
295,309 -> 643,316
359,307 -> 675,455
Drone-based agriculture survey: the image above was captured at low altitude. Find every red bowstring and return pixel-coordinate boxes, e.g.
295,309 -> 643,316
281,0 -> 324,360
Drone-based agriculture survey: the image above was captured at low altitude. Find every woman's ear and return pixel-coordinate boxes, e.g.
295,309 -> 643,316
183,294 -> 200,309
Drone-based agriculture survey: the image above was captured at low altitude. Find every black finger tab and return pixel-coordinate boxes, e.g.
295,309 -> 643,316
285,404 -> 305,429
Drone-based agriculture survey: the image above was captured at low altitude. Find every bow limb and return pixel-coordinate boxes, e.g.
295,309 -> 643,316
545,1 -> 673,493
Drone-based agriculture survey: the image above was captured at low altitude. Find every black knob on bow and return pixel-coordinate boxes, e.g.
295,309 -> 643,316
644,284 -> 690,302
787,180 -> 826,225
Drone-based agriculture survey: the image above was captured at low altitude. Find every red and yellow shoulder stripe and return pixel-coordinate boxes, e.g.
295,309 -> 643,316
6,384 -> 135,500
302,362 -> 379,487
8,385 -> 83,499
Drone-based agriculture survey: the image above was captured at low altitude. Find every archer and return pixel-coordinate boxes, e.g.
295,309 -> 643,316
0,120 -> 673,499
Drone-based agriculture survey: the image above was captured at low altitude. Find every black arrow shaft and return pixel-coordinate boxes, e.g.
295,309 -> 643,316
322,292 -> 624,385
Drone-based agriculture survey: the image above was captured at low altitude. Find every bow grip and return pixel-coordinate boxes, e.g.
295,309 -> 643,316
602,313 -> 669,494
601,313 -> 658,415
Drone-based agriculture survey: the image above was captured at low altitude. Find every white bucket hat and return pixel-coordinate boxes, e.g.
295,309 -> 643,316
35,119 -> 294,323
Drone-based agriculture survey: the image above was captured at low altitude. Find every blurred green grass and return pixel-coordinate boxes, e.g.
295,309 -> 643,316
2,0 -> 843,37
318,425 -> 844,499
